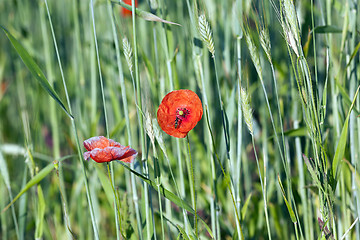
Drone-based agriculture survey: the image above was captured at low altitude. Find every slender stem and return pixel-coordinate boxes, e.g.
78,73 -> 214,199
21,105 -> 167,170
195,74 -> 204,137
311,0 -> 319,87
213,50 -> 242,239
213,57 -> 230,160
194,52 -> 219,237
44,1 -> 99,238
142,157 -> 152,239
176,139 -> 188,231
204,107 -> 244,239
251,137 -> 272,239
236,35 -> 243,224
152,141 -> 165,239
90,0 -> 108,136
91,3 -> 123,240
107,2 -> 140,239
107,163 -> 124,239
39,1 -> 71,236
130,0 -> 149,237
186,135 -> 198,237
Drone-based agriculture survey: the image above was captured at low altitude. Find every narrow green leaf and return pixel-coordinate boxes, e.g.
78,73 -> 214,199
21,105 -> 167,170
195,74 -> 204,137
176,225 -> 191,240
269,126 -> 308,140
345,41 -> 360,69
2,163 -> 54,213
241,193 -> 252,220
2,155 -> 71,213
112,1 -> 181,26
332,86 -> 360,183
118,161 -> 214,238
277,174 -> 296,223
0,26 -> 73,119
311,25 -> 342,34
35,186 -> 45,239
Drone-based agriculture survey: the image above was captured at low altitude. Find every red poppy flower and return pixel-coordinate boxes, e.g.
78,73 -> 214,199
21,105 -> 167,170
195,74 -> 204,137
121,0 -> 138,17
83,136 -> 137,163
157,89 -> 203,138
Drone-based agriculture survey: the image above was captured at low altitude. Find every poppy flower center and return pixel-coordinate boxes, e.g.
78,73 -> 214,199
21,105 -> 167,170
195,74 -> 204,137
176,108 -> 189,119
175,108 -> 190,129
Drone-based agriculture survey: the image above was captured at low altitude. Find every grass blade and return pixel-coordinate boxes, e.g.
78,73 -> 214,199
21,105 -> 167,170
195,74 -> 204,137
35,186 -> 45,239
311,25 -> 343,34
0,26 -> 73,119
332,86 -> 360,184
2,155 -> 71,213
277,174 -> 296,223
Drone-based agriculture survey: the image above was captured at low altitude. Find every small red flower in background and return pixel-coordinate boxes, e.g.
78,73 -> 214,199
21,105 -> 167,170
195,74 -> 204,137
157,89 -> 203,138
83,136 -> 137,163
121,0 -> 138,17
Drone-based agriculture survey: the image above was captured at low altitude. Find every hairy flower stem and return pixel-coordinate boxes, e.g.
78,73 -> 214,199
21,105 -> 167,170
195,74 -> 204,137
186,135 -> 198,237
107,163 -> 124,239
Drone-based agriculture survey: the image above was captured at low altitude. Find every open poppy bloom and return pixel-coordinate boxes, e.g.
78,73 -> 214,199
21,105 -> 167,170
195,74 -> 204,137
121,0 -> 138,17
83,136 -> 137,163
157,89 -> 203,138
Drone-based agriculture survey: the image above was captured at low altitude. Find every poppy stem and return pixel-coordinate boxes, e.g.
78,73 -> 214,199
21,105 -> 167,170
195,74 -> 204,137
186,135 -> 198,237
107,163 -> 125,239
204,106 -> 244,239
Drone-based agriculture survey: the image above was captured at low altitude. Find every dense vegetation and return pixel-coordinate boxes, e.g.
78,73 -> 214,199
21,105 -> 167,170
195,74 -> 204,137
0,0 -> 359,239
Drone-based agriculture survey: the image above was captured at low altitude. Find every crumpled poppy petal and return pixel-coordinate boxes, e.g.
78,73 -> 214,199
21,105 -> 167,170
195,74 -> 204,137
87,148 -> 114,163
157,89 -> 203,138
83,136 -> 137,163
119,147 -> 138,163
83,136 -> 109,151
83,151 -> 91,161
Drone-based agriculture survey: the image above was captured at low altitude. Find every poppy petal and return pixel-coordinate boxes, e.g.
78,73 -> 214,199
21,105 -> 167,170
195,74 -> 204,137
83,151 -> 91,161
83,136 -> 109,151
88,148 -> 114,163
83,136 -> 138,163
119,148 -> 138,163
157,89 -> 203,138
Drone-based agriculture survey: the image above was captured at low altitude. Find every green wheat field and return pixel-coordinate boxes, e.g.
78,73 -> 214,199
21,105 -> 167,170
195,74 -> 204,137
1,0 -> 360,239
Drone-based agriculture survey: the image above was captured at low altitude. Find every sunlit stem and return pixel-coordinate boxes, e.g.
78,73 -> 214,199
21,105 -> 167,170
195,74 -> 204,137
186,135 -> 198,237
107,163 -> 125,239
